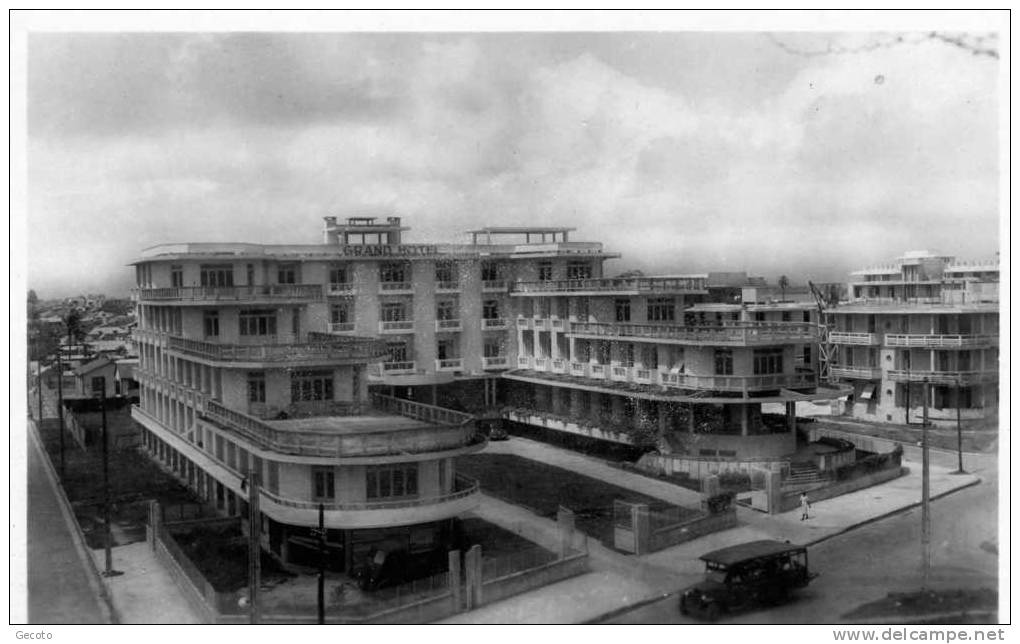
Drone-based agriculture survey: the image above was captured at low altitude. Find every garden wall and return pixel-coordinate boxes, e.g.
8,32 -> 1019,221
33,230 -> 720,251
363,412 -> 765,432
481,551 -> 588,606
637,452 -> 788,480
776,466 -> 907,513
648,508 -> 737,553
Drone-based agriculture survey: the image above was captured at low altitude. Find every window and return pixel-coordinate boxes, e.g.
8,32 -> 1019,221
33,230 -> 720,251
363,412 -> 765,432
436,299 -> 457,320
330,303 -> 351,324
802,347 -> 811,365
386,341 -> 408,363
200,264 -> 234,287
329,264 -> 348,285
574,297 -> 590,320
481,262 -> 499,282
171,265 -> 183,288
803,311 -> 811,323
246,264 -> 255,285
292,308 -> 300,335
313,468 -> 335,500
483,339 -> 504,357
641,346 -> 658,369
91,377 -> 105,395
215,435 -> 224,460
203,311 -> 220,337
714,349 -> 734,375
538,262 -> 553,281
291,370 -> 334,402
567,261 -> 592,280
781,311 -> 791,322
754,311 -> 766,322
248,372 -> 266,403
381,302 -> 408,322
277,263 -> 297,284
647,298 -> 675,322
615,299 -> 631,322
619,343 -> 634,367
483,300 -> 499,319
380,262 -> 407,283
753,349 -> 784,375
366,464 -> 419,499
437,339 -> 454,360
435,261 -> 456,283
438,459 -> 447,491
239,310 -> 277,336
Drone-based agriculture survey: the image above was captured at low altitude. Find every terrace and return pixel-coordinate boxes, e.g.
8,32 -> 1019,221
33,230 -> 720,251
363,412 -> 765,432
135,284 -> 324,303
511,276 -> 708,296
567,320 -> 818,346
166,333 -> 387,366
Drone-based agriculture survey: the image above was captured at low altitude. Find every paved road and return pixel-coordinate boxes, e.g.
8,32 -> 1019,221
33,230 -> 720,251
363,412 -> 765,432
26,432 -> 109,624
605,450 -> 999,624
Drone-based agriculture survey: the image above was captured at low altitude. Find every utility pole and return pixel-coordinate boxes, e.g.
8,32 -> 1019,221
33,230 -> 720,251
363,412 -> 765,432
247,471 -> 261,624
955,378 -> 965,474
100,379 -> 122,578
56,352 -> 65,480
920,377 -> 931,589
314,503 -> 326,624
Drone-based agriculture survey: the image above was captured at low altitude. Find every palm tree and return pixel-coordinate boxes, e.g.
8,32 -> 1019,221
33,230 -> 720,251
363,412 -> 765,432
778,275 -> 790,303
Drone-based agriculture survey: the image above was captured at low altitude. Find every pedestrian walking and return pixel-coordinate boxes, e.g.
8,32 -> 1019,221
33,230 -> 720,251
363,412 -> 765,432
800,492 -> 811,521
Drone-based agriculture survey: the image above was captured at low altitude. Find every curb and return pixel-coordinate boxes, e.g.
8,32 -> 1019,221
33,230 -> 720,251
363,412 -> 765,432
583,475 -> 984,625
27,419 -> 119,625
841,609 -> 998,625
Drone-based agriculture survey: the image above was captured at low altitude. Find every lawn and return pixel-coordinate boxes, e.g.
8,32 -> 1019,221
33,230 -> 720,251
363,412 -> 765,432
457,453 -> 693,546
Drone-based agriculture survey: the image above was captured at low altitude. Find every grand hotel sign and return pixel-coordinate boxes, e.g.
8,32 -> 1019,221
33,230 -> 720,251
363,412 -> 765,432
338,244 -> 439,257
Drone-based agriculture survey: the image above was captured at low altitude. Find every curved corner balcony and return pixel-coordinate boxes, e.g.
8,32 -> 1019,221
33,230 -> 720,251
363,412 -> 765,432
202,394 -> 479,461
512,276 -> 708,296
887,369 -> 998,386
258,473 -> 481,530
166,332 -> 387,367
883,334 -> 998,349
135,284 -> 325,304
568,320 -> 818,346
830,365 -> 882,380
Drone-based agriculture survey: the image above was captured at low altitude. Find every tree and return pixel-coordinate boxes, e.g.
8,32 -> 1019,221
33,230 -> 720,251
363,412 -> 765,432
64,308 -> 85,346
778,275 -> 790,303
27,289 -> 38,306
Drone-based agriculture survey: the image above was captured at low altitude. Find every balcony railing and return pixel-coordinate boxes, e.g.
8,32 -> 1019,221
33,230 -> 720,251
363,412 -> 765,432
435,281 -> 460,292
379,320 -> 414,333
886,369 -> 998,385
435,319 -> 462,332
166,333 -> 386,364
568,321 -> 818,345
481,318 -> 509,330
883,334 -> 998,348
590,364 -> 607,379
435,358 -> 463,371
634,368 -> 652,383
326,282 -> 356,296
135,284 -> 324,302
532,318 -> 549,331
482,280 -> 508,292
570,362 -> 588,378
660,371 -> 817,392
258,473 -> 479,512
551,318 -> 565,330
533,357 -> 548,371
517,356 -> 532,369
380,361 -> 416,374
516,318 -> 531,330
328,322 -> 355,334
830,365 -> 882,380
379,281 -> 413,293
611,366 -> 631,381
512,276 -> 708,294
482,356 -> 509,370
829,331 -> 880,345
249,399 -> 366,420
202,397 -> 476,459
551,358 -> 567,373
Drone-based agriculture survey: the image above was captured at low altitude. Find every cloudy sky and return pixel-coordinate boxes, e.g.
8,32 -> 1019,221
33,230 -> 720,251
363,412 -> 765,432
25,25 -> 1001,298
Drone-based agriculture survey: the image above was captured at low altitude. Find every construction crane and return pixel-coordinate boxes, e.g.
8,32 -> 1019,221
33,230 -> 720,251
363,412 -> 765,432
808,281 -> 836,384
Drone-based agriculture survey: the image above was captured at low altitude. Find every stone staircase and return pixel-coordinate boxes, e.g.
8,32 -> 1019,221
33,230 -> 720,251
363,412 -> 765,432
784,461 -> 826,488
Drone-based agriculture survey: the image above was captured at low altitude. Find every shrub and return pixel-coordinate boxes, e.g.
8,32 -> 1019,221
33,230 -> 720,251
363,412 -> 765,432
717,471 -> 751,492
706,491 -> 736,514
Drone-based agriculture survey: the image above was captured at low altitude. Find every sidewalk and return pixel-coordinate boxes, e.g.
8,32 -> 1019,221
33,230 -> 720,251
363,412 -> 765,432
444,438 -> 980,624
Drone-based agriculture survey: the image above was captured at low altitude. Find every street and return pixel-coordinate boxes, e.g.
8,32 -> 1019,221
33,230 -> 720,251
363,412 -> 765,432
605,449 -> 999,624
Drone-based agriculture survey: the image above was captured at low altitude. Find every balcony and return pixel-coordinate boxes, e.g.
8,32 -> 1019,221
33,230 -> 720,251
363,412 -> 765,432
533,357 -> 548,372
590,364 -> 608,379
435,281 -> 461,293
482,279 -> 508,292
435,319 -> 462,333
435,358 -> 463,372
200,395 -> 477,459
481,318 -> 510,330
610,365 -> 632,382
166,333 -> 386,366
568,321 -> 818,346
380,361 -> 416,375
659,371 -> 817,393
830,365 -> 882,380
328,322 -> 356,334
379,320 -> 414,334
326,282 -> 356,296
551,358 -> 567,374
379,281 -> 414,294
883,334 -> 998,348
249,399 -> 366,420
550,318 -> 565,330
517,356 -> 533,369
634,368 -> 653,384
829,331 -> 880,345
135,284 -> 324,303
532,318 -> 549,331
512,276 -> 708,295
516,317 -> 531,330
258,473 -> 480,514
482,356 -> 509,370
886,369 -> 998,385
569,362 -> 589,378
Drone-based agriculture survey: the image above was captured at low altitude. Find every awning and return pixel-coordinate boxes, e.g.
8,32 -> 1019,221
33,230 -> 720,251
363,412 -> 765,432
860,384 -> 876,400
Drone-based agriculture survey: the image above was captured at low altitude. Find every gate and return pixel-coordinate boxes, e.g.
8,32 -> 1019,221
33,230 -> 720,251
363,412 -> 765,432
613,500 -> 639,553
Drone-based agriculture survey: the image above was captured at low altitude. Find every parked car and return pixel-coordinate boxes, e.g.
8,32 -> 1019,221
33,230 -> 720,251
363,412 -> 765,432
679,540 -> 817,620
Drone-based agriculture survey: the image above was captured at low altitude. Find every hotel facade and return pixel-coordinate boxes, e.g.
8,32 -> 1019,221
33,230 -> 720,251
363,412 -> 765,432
829,250 -> 1000,426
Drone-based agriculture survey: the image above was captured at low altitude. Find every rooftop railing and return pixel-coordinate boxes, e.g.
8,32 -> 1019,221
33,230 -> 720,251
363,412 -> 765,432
512,276 -> 708,294
135,284 -> 324,302
883,334 -> 998,348
166,333 -> 387,363
828,331 -> 881,345
886,369 -> 998,385
568,320 -> 818,344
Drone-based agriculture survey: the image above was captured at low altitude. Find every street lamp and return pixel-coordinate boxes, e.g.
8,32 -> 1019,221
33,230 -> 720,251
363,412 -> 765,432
955,378 -> 965,474
97,376 -> 123,578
